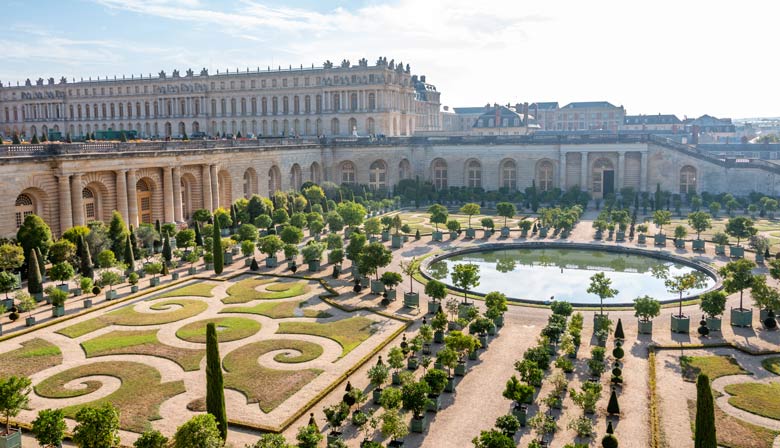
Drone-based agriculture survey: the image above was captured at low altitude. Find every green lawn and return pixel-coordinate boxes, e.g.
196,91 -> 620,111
276,316 -> 376,358
0,338 -> 62,378
222,340 -> 323,413
725,382 -> 780,420
156,282 -> 217,299
35,361 -> 185,433
687,398 -> 778,448
81,329 -> 204,371
221,300 -> 331,319
223,277 -> 311,304
762,357 -> 780,375
680,355 -> 748,382
175,317 -> 261,343
57,299 -> 209,338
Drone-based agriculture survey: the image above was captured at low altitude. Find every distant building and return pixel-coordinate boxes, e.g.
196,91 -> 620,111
623,114 -> 682,133
556,101 -> 625,132
470,104 -> 539,136
529,102 -> 559,131
684,115 -> 737,144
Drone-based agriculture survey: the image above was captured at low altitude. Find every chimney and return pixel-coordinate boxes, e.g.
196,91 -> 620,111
523,102 -> 529,126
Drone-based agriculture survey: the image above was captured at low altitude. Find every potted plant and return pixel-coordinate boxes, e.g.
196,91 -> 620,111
637,223 -> 648,244
419,323 -> 434,355
366,217 -> 383,243
496,202 -> 516,237
381,271 -> 403,302
258,234 -> 283,268
469,316 -> 493,349
367,361 -> 390,405
78,277 -> 93,308
31,408 -> 66,448
241,240 -> 255,266
634,295 -> 661,334
480,218 -> 495,238
688,211 -> 712,252
435,346 -> 458,392
712,232 -> 729,256
144,262 -> 162,287
380,409 -> 408,447
445,330 -> 479,376
49,261 -> 74,293
431,309 -> 447,343
587,272 -> 617,325
593,219 -> 607,240
495,414 -> 521,438
451,262 -> 480,313
666,272 -> 706,333
388,347 -> 405,385
699,290 -> 726,331
283,243 -> 299,263
222,237 -> 237,264
425,279 -> 451,316
519,219 -> 533,238
751,235 -> 770,264
0,376 -> 31,448
358,242 -> 393,294
45,286 -> 67,317
721,259 -> 757,327
400,257 -> 420,309
302,242 -> 325,272
652,210 -> 671,246
612,210 -> 629,242
485,291 -> 508,328
17,292 -> 37,327
503,375 -> 533,425
401,380 -> 431,433
751,276 -> 780,327
673,225 -> 688,249
726,217 -> 756,259
328,248 -> 344,267
391,215 -> 404,249
428,204 -> 448,242
422,369 -> 448,413
323,402 -> 349,445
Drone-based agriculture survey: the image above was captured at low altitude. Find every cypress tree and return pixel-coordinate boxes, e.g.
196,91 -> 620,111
162,234 -> 172,264
194,221 -> 203,247
155,219 -> 161,236
213,218 -> 223,274
614,318 -> 625,340
31,133 -> 39,144
41,132 -> 48,142
607,389 -> 620,415
108,211 -> 128,257
35,247 -> 45,278
12,133 -> 21,144
28,249 -> 43,296
129,225 -> 141,260
78,234 -> 94,279
124,235 -> 135,273
230,204 -> 237,228
205,322 -> 227,440
695,373 -> 717,448
250,257 -> 259,271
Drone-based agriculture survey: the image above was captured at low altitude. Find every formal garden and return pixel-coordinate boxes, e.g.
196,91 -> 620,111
3,182 -> 780,447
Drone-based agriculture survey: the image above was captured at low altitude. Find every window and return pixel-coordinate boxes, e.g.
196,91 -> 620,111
350,93 -> 358,111
399,159 -> 411,180
304,96 -> 311,114
341,161 -> 356,184
369,160 -> 386,190
290,164 -> 302,190
368,93 -> 376,110
83,188 -> 96,220
432,159 -> 447,190
136,179 -> 152,224
537,161 -> 554,192
331,118 -> 340,135
467,160 -> 482,188
15,194 -> 34,228
333,94 -> 340,111
272,97 -> 278,115
501,160 -> 517,190
680,166 -> 697,194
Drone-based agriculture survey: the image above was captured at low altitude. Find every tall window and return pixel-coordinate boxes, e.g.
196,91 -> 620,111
333,94 -> 340,111
82,188 -> 96,221
501,160 -> 517,190
537,161 -> 554,192
304,96 -> 311,114
341,161 -> 356,184
367,117 -> 375,135
331,118 -> 340,135
467,160 -> 482,188
433,159 -> 448,190
268,166 -> 281,194
680,165 -> 697,194
136,179 -> 152,224
290,164 -> 302,190
368,93 -> 376,110
15,194 -> 34,228
350,93 -> 358,111
399,159 -> 411,180
369,160 -> 387,190
272,97 -> 278,115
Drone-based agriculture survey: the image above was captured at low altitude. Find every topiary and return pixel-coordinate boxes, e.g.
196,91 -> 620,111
602,434 -> 619,448
612,346 -> 624,360
607,390 -> 620,415
250,258 -> 259,271
614,318 -> 625,339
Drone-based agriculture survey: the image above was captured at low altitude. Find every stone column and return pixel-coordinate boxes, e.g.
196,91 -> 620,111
558,151 -> 567,189
210,164 -> 219,210
57,175 -> 73,235
640,151 -> 649,192
580,152 -> 589,191
617,151 -> 625,191
116,169 -> 129,223
172,167 -> 183,222
127,169 -> 138,227
71,173 -> 84,227
163,166 -> 175,223
202,164 -> 213,212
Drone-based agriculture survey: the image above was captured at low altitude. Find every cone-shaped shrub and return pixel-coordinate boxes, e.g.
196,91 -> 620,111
28,249 -> 43,295
124,235 -> 135,273
206,322 -> 227,440
607,389 -> 620,415
213,219 -> 223,274
695,373 -> 717,448
614,318 -> 625,339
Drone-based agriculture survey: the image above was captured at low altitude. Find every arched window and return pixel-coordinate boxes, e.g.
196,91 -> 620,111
680,165 -> 697,194
341,161 -> 356,185
282,96 -> 289,115
466,160 -> 482,188
501,159 -> 517,190
293,96 -> 300,114
331,118 -> 340,135
15,194 -> 34,228
537,160 -> 554,192
432,159 -> 448,190
399,159 -> 411,180
369,160 -> 387,190
272,97 -> 278,115
241,98 -> 247,116
366,117 -> 375,135
290,164 -> 302,190
304,96 -> 311,114
268,166 -> 281,194
251,98 -> 257,115
348,118 -> 357,135
243,169 -> 258,198
82,188 -> 96,221
310,162 -> 321,184
136,179 -> 153,224
261,97 -> 268,115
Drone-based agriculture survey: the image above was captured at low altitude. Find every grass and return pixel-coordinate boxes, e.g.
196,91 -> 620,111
176,317 -> 261,343
223,277 -> 310,304
277,316 -> 376,358
680,355 -> 748,382
761,357 -> 780,375
724,381 -> 780,420
0,338 -> 62,378
81,329 -> 204,371
156,282 -> 216,299
57,299 -> 209,338
222,340 -> 323,413
687,398 -> 778,448
35,361 -> 185,433
222,300 -> 332,319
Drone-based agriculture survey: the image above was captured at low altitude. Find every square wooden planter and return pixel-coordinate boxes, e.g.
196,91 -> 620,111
671,315 -> 690,333
731,308 -> 753,327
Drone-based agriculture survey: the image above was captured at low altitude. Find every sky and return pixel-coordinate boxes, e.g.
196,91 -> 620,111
1,0 -> 778,119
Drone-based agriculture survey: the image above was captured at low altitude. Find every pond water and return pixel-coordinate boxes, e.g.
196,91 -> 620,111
425,247 -> 716,305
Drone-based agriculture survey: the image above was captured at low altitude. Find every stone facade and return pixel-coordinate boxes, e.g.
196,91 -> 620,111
0,58 -> 440,140
3,134 -> 778,239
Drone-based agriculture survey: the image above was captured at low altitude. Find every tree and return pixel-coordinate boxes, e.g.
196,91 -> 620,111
0,244 -> 24,272
336,201 -> 366,229
31,133 -> 40,144
0,375 -> 31,435
162,233 -> 172,265
295,423 -> 322,448
213,218 -> 223,274
607,389 -> 620,415
652,210 -> 672,234
496,202 -> 517,228
247,433 -> 291,448
258,235 -> 284,259
124,235 -> 135,273
587,272 -> 618,317
280,226 -> 304,245
16,214 -> 52,263
502,375 -> 534,405
32,408 -> 66,448
687,211 -> 712,240
357,242 -> 393,280
364,217 -> 382,237
719,259 -> 756,310
425,279 -> 447,304
699,290 -> 727,318
172,414 -> 222,448
28,249 -> 43,296
345,232 -> 366,262
206,323 -> 227,440
380,409 -> 408,443
108,211 -> 129,257
401,380 -> 431,419
72,403 -> 120,448
194,221 -> 204,247
472,429 -> 515,448
48,239 -> 76,264
133,430 -> 169,448
0,272 -> 15,300
49,261 -> 75,286
451,263 -> 480,304
725,216 -> 757,246
129,225 -> 141,260
460,203 -> 481,228
399,257 -> 418,294
428,204 -> 448,232
62,225 -> 91,245
78,234 -> 94,279
695,374 -> 717,448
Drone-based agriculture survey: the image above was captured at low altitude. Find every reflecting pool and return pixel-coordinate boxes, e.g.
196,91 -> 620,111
425,247 -> 716,305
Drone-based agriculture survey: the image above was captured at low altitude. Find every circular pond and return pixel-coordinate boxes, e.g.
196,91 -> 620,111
424,243 -> 718,306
